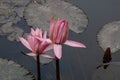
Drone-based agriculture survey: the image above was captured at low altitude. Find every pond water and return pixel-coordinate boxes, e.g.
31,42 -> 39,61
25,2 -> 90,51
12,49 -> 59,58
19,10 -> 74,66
0,0 -> 120,80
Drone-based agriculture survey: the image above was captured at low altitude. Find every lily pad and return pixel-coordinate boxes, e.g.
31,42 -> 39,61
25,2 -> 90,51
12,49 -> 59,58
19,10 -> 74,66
0,3 -> 18,23
0,22 -> 24,41
0,22 -> 14,34
0,0 -> 31,23
10,0 -> 32,17
0,58 -> 35,80
97,21 -> 120,53
24,0 -> 88,33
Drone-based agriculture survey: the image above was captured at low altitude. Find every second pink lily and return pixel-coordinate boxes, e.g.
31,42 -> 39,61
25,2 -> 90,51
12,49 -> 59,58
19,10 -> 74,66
49,17 -> 86,59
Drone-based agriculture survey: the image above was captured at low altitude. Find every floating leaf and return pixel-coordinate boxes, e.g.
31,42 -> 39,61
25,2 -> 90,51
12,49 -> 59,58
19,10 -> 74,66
0,58 -> 35,80
0,0 -> 31,23
0,22 -> 14,34
10,0 -> 31,17
0,3 -> 17,23
24,0 -> 88,33
97,21 -> 120,53
0,22 -> 24,41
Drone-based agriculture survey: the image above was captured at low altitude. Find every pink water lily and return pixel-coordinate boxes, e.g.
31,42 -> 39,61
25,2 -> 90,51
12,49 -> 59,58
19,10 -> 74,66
49,17 -> 86,59
19,28 -> 53,58
30,28 -> 48,39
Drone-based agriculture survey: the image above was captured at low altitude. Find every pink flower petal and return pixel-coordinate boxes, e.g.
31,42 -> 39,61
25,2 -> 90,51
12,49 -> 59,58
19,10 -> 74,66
26,52 -> 37,56
43,31 -> 47,39
54,44 -> 62,59
41,53 -> 55,59
36,37 -> 52,43
46,39 -> 52,43
64,40 -> 86,48
36,28 -> 42,37
43,44 -> 53,52
50,16 -> 55,37
55,20 -> 68,43
27,35 -> 38,51
38,41 -> 47,53
19,37 -> 32,51
39,41 -> 53,53
30,28 -> 35,36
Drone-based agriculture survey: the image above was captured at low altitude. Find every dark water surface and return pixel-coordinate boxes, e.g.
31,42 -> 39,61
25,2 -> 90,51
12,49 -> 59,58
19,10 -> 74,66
0,0 -> 120,80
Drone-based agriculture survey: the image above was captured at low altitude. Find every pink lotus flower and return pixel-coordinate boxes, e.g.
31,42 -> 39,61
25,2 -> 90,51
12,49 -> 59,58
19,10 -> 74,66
30,28 -> 47,39
49,17 -> 86,59
19,28 -> 53,58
